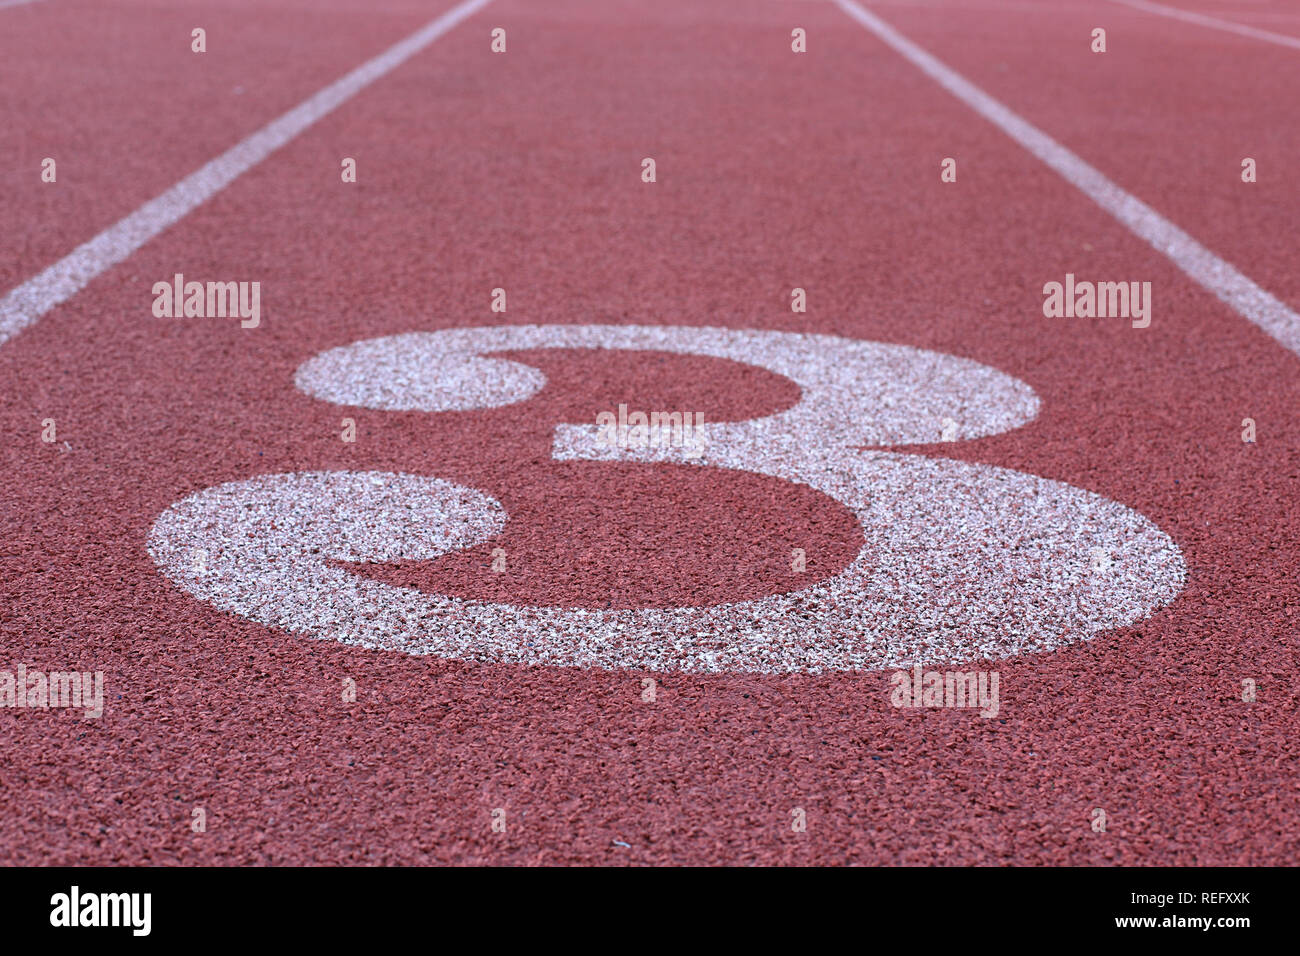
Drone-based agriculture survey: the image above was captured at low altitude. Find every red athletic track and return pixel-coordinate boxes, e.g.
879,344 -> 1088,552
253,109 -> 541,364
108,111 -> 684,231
2,0 -> 1298,865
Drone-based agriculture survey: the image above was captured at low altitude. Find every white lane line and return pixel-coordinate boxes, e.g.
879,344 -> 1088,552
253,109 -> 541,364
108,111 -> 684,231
0,0 -> 46,9
0,0 -> 494,348
1107,0 -> 1300,52
833,0 -> 1300,359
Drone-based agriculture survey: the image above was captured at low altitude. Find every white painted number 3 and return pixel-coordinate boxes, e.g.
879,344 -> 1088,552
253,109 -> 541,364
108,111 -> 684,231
149,325 -> 1184,673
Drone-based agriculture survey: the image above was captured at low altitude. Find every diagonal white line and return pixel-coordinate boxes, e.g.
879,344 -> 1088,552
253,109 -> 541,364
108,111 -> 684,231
1107,0 -> 1300,52
833,0 -> 1300,359
0,0 -> 494,348
0,0 -> 46,10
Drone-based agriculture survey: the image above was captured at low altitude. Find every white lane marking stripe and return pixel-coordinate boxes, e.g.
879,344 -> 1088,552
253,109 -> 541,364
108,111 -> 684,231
0,0 -> 494,348
0,0 -> 46,9
1108,0 -> 1300,52
832,0 -> 1300,359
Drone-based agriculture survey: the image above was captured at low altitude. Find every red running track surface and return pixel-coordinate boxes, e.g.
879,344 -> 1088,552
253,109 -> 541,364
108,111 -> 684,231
0,0 -> 1297,864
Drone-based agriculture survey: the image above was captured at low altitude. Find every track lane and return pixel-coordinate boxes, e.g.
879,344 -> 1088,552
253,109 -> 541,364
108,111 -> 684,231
0,0 -> 1296,864
0,0 -> 465,294
862,0 -> 1300,322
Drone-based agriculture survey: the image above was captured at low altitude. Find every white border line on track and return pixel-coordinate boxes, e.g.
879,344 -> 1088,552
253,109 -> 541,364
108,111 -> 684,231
1107,0 -> 1300,52
0,0 -> 494,348
833,0 -> 1300,359
0,0 -> 46,10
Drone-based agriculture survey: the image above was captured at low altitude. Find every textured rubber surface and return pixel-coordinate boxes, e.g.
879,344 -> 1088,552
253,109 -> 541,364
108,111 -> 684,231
1,0 -> 1297,864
